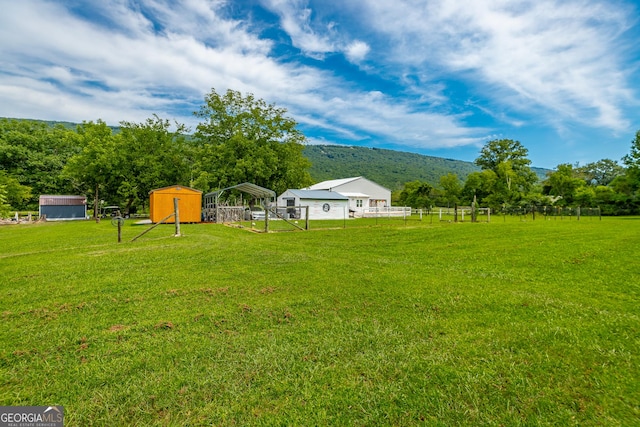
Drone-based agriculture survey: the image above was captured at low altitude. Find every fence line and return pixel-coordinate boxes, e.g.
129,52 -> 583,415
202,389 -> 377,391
362,207 -> 412,218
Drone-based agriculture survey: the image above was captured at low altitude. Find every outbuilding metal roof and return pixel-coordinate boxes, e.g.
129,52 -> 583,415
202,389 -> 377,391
204,182 -> 276,200
39,195 -> 86,206
149,185 -> 202,194
306,177 -> 361,191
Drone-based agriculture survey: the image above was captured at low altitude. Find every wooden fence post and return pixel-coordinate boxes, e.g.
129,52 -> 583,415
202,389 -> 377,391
174,198 -> 181,236
471,195 -> 477,222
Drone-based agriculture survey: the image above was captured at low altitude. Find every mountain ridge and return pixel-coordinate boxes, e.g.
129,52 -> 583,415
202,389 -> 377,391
304,144 -> 550,191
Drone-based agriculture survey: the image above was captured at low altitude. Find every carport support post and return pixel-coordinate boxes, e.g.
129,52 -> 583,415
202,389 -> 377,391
264,204 -> 269,233
174,198 -> 181,237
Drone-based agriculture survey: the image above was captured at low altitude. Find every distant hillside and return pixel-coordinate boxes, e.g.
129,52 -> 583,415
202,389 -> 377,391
303,145 -> 479,190
304,145 -> 550,190
1,117 -> 119,132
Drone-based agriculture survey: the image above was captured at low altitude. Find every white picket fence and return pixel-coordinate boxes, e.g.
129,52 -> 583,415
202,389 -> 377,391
361,207 -> 412,218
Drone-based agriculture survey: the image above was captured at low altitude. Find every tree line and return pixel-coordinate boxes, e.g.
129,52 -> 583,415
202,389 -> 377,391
397,134 -> 640,215
0,89 -> 312,218
1,87 -> 639,217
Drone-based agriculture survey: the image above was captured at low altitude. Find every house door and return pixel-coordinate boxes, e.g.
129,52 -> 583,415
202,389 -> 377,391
284,198 -> 297,219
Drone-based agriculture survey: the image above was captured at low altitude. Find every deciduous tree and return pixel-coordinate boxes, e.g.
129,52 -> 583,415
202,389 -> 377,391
398,180 -> 433,208
63,120 -> 117,218
542,164 -> 586,205
576,159 -> 624,186
116,115 -> 192,212
474,139 -> 537,209
0,171 -> 31,211
621,130 -> 640,192
439,173 -> 461,207
193,89 -> 312,195
0,119 -> 79,208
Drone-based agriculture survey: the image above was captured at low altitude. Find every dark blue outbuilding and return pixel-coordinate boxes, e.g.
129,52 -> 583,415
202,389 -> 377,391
39,195 -> 87,220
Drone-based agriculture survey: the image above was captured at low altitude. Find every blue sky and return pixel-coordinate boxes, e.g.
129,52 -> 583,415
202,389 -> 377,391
1,0 -> 639,169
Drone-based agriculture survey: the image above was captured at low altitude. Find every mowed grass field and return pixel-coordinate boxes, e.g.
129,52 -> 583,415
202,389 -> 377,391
1,216 -> 638,426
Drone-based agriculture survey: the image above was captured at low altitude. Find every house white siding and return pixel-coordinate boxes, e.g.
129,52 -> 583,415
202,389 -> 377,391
306,177 -> 391,217
278,189 -> 349,220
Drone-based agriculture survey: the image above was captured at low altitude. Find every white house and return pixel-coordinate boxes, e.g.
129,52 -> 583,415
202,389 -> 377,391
305,177 -> 391,217
277,189 -> 349,220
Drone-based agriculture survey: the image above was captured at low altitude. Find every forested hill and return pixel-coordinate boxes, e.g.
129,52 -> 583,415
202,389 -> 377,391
303,145 -> 550,190
303,145 -> 478,190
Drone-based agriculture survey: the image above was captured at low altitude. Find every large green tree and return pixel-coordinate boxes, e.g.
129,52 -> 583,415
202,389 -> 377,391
0,118 -> 80,208
116,115 -> 193,212
576,159 -> 624,186
0,183 -> 10,217
474,139 -> 537,209
438,173 -> 462,207
193,89 -> 312,195
461,170 -> 495,205
63,120 -> 118,218
0,171 -> 31,211
398,180 -> 434,208
542,164 -> 587,205
621,130 -> 640,191
622,130 -> 640,169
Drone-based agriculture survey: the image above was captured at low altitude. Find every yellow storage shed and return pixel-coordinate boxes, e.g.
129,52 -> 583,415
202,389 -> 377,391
149,185 -> 202,223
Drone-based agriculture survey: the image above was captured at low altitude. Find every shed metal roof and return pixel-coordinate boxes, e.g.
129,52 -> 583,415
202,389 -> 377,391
149,185 -> 202,194
39,195 -> 86,206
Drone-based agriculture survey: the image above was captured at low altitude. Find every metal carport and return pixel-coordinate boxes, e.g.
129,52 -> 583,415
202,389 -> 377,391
203,182 -> 276,230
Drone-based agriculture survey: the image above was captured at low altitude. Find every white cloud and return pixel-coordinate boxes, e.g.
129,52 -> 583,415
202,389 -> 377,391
358,0 -> 637,132
261,0 -> 337,58
345,40 -> 370,63
0,0 -> 489,151
291,89 -> 486,149
0,0 -> 293,122
0,0 -> 636,170
260,0 -> 373,65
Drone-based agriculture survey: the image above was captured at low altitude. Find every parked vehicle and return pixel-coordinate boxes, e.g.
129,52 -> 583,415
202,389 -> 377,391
245,207 -> 266,220
101,205 -> 130,218
244,206 -> 279,220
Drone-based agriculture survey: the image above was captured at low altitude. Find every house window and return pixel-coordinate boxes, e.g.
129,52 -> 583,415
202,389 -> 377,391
356,199 -> 363,207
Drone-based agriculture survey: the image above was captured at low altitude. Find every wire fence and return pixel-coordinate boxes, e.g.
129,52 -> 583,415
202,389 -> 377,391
500,206 -> 602,220
213,204 -> 603,232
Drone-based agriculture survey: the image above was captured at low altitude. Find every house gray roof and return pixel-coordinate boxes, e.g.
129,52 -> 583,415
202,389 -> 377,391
284,189 -> 348,200
306,177 -> 361,191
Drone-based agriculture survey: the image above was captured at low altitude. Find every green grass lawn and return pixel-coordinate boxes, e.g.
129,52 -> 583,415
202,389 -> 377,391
1,216 -> 638,426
